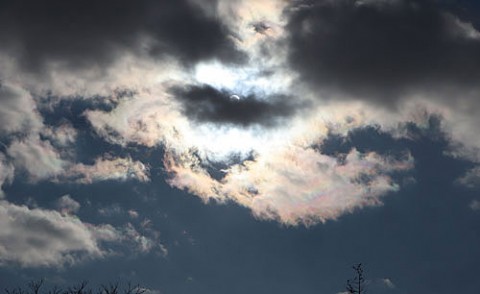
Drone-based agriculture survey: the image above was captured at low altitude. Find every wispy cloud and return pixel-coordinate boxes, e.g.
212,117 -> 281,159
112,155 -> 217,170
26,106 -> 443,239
381,278 -> 396,289
470,200 -> 480,211
457,167 -> 480,189
65,156 -> 150,184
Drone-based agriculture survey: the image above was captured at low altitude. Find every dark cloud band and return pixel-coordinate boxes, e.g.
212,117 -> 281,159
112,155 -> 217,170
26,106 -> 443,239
170,84 -> 301,127
285,0 -> 480,105
0,0 -> 245,72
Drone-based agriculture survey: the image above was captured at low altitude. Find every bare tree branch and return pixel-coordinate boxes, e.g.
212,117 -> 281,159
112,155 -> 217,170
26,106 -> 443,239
66,281 -> 90,294
47,285 -> 62,294
346,263 -> 366,294
28,280 -> 44,294
5,280 -> 147,294
123,283 -> 145,294
100,283 -> 119,294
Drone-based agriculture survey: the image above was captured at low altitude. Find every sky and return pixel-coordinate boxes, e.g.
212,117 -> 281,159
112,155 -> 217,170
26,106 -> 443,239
1,0 -> 480,293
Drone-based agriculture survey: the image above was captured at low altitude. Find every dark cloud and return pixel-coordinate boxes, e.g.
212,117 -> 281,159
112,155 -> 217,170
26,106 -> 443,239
285,0 -> 480,105
252,22 -> 271,35
170,84 -> 301,127
0,0 -> 244,72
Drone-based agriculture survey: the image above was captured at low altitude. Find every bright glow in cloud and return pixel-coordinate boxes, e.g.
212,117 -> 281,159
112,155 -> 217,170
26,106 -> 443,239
165,141 -> 413,225
193,62 -> 293,97
80,57 -> 417,225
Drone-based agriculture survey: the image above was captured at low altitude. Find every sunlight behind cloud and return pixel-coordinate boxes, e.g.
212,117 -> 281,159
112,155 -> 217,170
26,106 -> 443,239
193,61 -> 293,97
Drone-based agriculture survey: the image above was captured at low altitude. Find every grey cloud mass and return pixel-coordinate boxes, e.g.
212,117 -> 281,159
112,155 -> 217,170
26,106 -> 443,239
0,0 -> 244,73
285,0 -> 480,105
0,200 -> 114,267
0,83 -> 42,134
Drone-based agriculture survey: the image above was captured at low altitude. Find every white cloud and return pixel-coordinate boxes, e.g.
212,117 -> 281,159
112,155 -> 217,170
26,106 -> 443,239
0,82 -> 43,135
7,135 -> 67,181
141,288 -> 162,294
57,194 -> 81,215
85,88 -> 186,148
6,133 -> 149,184
128,210 -> 139,219
42,123 -> 78,147
65,156 -> 150,184
457,167 -> 480,189
123,223 -> 155,254
0,200 -> 117,267
166,144 -> 413,225
0,84 -> 149,184
382,278 -> 396,289
98,204 -> 123,217
0,197 -> 166,267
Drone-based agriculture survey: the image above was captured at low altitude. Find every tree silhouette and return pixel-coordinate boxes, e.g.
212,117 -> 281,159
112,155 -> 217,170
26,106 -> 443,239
346,263 -> 366,294
4,280 -> 146,294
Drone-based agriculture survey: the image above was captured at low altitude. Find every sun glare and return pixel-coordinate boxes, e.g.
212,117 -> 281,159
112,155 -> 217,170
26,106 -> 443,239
193,61 -> 291,98
184,57 -> 302,162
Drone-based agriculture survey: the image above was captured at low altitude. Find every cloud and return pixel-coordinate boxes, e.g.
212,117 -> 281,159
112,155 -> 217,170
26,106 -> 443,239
128,210 -> 140,219
98,204 -> 124,218
0,0 -> 244,75
382,278 -> 396,289
457,167 -> 480,188
0,197 -> 165,267
82,79 -> 417,225
2,0 -> 480,230
0,200 -> 118,267
7,135 -> 67,181
0,82 -> 43,135
216,0 -> 288,53
281,0 -> 480,166
0,154 -> 14,198
122,223 -> 162,255
165,145 -> 413,225
65,156 -> 150,184
85,88 -> 185,148
4,123 -> 148,183
170,84 -> 301,127
470,200 -> 480,211
42,124 -> 78,148
0,78 -> 149,188
285,0 -> 480,105
56,195 -> 81,215
141,289 -> 162,294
